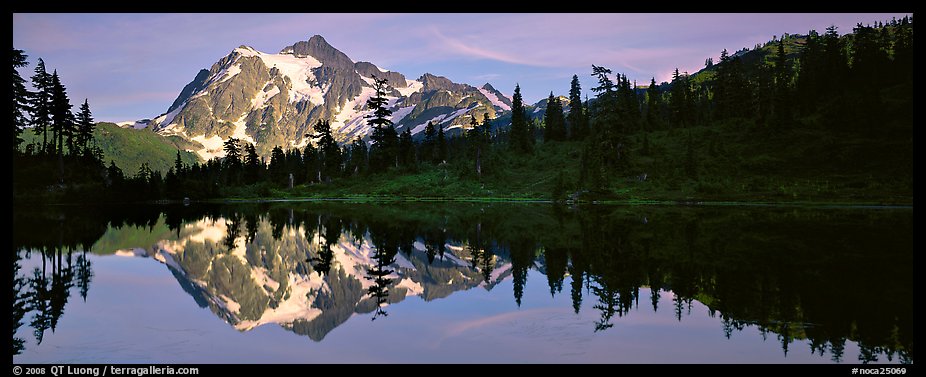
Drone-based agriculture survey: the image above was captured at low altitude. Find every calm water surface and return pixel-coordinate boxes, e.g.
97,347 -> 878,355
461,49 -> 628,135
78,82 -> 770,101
12,203 -> 913,363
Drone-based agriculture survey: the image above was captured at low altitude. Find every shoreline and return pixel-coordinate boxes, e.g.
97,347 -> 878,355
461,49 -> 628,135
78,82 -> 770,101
16,196 -> 911,209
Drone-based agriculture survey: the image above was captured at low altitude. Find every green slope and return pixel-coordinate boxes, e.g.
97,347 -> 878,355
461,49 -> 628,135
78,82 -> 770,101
22,122 -> 201,174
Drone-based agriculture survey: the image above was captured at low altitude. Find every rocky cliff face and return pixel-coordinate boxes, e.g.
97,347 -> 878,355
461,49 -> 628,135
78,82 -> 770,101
151,35 -> 509,159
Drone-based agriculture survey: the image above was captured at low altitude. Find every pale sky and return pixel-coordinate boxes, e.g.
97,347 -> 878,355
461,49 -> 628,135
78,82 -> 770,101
13,13 -> 909,122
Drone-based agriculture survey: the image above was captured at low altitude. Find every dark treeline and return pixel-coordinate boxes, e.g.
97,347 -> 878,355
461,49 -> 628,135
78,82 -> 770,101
13,203 -> 912,362
12,17 -> 913,203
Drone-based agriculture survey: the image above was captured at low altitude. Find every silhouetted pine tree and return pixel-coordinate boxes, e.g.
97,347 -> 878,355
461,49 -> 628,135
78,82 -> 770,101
645,77 -> 661,131
568,75 -> 587,140
509,84 -> 532,153
543,92 -> 566,142
74,99 -> 94,151
30,58 -> 52,154
49,71 -> 75,155
310,119 -> 341,181
398,127 -> 415,168
13,49 -> 30,150
366,76 -> 398,170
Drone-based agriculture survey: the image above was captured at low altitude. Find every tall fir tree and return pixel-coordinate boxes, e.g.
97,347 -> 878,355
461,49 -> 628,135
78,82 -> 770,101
223,137 -> 242,184
346,136 -> 368,175
645,77 -> 661,131
398,127 -> 415,168
243,143 -> 261,184
589,65 -> 622,169
509,84 -> 531,153
268,146 -> 287,184
30,58 -> 52,154
543,92 -> 566,142
13,49 -> 30,150
174,150 -> 186,176
49,71 -> 75,156
669,68 -> 689,128
74,99 -> 94,150
422,121 -> 436,162
436,124 -> 447,163
567,74 -> 586,140
366,76 -> 398,170
310,119 -> 341,181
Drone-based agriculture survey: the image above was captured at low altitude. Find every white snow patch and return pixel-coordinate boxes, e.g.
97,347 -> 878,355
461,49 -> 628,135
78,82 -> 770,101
251,83 -> 280,109
411,114 -> 447,135
533,107 -> 543,114
191,133 -> 227,160
390,105 -> 415,125
440,243 -> 471,267
157,104 -> 186,129
157,123 -> 187,138
235,272 -> 325,331
219,64 -> 242,83
231,115 -> 256,145
478,87 -> 511,111
489,262 -> 512,283
360,75 -> 376,85
220,295 -> 241,314
255,51 -> 324,105
251,265 -> 281,292
186,219 -> 228,244
396,80 -> 423,97
330,86 -> 381,137
393,252 -> 416,270
114,248 -> 147,257
395,278 -> 424,296
441,107 -> 472,125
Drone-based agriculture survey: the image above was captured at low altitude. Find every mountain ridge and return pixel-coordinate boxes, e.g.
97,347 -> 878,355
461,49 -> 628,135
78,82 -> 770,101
147,35 -> 511,159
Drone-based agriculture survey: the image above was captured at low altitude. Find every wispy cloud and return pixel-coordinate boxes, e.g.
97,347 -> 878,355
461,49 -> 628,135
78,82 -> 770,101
429,27 -> 558,67
473,73 -> 502,81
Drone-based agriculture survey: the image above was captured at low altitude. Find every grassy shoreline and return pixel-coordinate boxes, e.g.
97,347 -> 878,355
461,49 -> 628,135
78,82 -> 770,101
203,195 -> 912,208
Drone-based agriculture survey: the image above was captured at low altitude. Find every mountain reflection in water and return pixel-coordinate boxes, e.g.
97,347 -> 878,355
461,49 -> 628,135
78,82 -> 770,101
12,203 -> 913,363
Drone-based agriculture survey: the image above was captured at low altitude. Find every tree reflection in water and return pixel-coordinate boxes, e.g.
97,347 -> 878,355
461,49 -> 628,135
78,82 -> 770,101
12,203 -> 913,363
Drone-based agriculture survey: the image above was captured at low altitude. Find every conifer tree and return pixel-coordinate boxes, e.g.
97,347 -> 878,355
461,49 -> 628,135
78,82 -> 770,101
436,124 -> 447,163
567,75 -> 586,140
174,150 -> 185,176
49,71 -> 75,155
243,143 -> 261,183
366,76 -> 398,170
645,77 -> 661,131
543,92 -> 566,142
346,136 -> 368,175
398,127 -> 414,168
509,84 -> 531,153
310,119 -> 341,181
13,49 -> 30,150
74,99 -> 94,150
30,58 -> 52,154
422,121 -> 436,162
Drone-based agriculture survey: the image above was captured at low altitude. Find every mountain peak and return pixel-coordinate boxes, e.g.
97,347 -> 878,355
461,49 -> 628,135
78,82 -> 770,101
307,34 -> 328,45
279,34 -> 353,68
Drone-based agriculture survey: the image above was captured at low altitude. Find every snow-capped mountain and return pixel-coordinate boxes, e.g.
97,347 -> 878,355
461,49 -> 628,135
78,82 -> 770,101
150,35 -> 511,159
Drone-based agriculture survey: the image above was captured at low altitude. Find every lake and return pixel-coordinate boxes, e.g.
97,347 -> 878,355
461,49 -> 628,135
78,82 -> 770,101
12,202 -> 912,363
